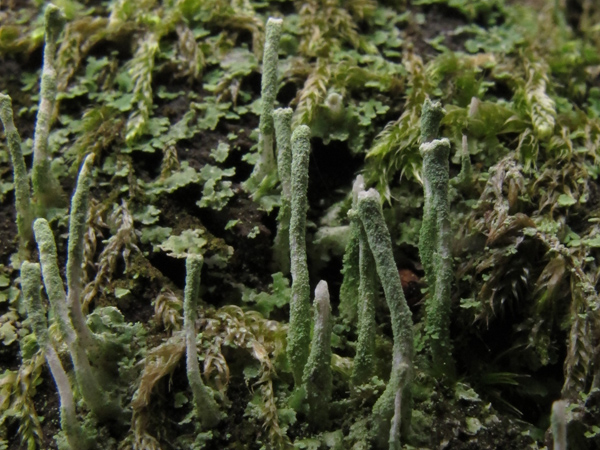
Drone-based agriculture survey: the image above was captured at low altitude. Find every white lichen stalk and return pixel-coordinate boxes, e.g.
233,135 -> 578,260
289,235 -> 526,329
302,280 -> 333,427
246,17 -> 283,193
184,255 -> 221,428
357,188 -> 414,449
351,175 -> 377,387
273,107 -> 293,274
66,155 -> 98,352
32,4 -> 66,208
33,218 -> 120,421
287,125 -> 312,385
21,262 -> 93,450
551,400 -> 567,450
0,94 -> 32,252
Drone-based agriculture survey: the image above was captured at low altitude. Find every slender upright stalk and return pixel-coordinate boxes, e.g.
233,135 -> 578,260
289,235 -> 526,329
66,155 -> 96,352
456,97 -> 476,187
418,98 -> 445,279
288,125 -> 312,385
456,134 -> 473,186
420,138 -> 455,378
302,280 -> 332,428
551,400 -> 567,450
339,176 -> 363,323
259,18 -> 283,173
21,262 -> 93,450
0,94 -> 32,251
184,255 -> 221,428
357,189 -> 414,449
351,176 -> 377,387
273,107 -> 293,274
247,17 -> 283,193
33,218 -> 120,421
32,4 -> 66,209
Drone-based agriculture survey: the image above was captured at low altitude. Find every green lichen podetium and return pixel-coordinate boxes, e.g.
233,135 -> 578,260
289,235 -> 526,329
32,4 -> 66,211
21,262 -> 93,450
551,400 -> 568,450
288,125 -> 312,385
247,17 -> 283,194
418,98 -> 445,280
66,155 -> 98,354
273,107 -> 293,274
302,280 -> 333,428
350,175 -> 377,387
0,94 -> 32,252
33,218 -> 120,422
339,176 -> 362,324
420,138 -> 455,378
184,255 -> 221,428
357,189 -> 414,449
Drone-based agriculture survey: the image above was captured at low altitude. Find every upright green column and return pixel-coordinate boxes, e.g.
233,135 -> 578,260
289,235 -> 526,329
357,189 -> 414,449
302,280 -> 333,428
0,94 -> 32,252
184,255 -> 221,428
287,125 -> 311,385
32,4 -> 66,210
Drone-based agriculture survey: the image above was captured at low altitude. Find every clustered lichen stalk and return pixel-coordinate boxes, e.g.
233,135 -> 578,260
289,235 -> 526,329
183,255 -> 221,428
418,98 -> 445,279
287,124 -> 312,385
32,4 -> 65,210
420,138 -> 454,377
339,177 -> 361,324
273,107 -> 293,274
418,99 -> 456,378
247,17 -> 283,193
456,97 -> 476,187
21,262 -> 93,450
0,94 -> 32,252
357,189 -> 414,449
350,175 -> 377,387
301,280 -> 333,427
32,156 -> 121,421
551,400 -> 567,450
34,216 -> 119,421
66,155 -> 97,353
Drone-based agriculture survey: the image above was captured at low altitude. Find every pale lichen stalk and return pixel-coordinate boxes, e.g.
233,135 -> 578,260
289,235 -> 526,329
273,107 -> 293,274
420,138 -> 455,377
350,175 -> 377,387
302,280 -> 333,427
551,400 -> 567,450
0,94 -> 32,251
21,262 -> 92,450
357,189 -> 414,449
32,4 -> 66,208
418,98 -> 445,279
247,17 -> 283,191
66,155 -> 97,352
339,176 -> 362,323
287,125 -> 312,385
33,218 -> 120,421
184,255 -> 221,428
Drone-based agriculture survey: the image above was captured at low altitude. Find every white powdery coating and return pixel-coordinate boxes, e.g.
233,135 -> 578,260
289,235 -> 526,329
314,280 -> 330,321
551,400 -> 567,450
419,137 -> 450,155
357,187 -> 379,203
352,174 -> 365,205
